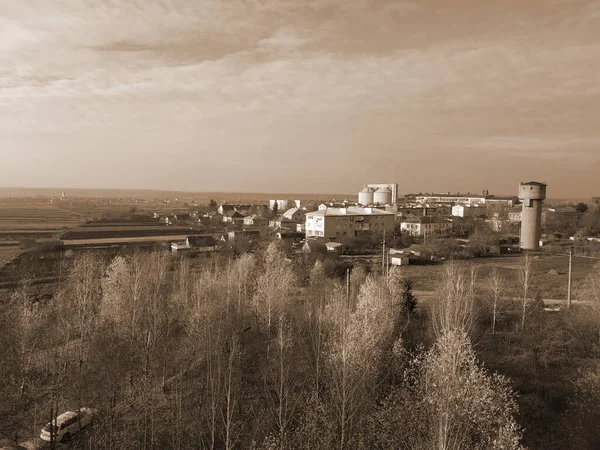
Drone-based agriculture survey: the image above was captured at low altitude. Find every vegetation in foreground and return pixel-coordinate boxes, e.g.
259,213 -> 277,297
0,244 -> 599,449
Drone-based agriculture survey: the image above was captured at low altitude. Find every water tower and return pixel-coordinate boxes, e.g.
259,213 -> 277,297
518,181 -> 547,250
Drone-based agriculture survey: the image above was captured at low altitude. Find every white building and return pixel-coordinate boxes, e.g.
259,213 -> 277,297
389,249 -> 410,266
305,206 -> 395,239
400,217 -> 453,237
451,204 -> 487,218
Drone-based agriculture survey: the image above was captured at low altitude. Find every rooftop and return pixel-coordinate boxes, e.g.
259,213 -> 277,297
187,235 -> 216,247
520,181 -> 547,187
401,216 -> 452,224
307,206 -> 394,217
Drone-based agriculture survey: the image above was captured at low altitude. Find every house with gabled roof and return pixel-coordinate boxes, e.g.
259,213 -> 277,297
222,210 -> 246,224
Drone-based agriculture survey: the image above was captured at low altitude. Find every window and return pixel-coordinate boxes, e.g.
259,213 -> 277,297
61,415 -> 79,429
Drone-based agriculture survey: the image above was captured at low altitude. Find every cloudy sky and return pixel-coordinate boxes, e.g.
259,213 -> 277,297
1,0 -> 599,197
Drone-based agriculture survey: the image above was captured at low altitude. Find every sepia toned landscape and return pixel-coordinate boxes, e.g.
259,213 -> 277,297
2,0 -> 600,449
0,189 -> 600,450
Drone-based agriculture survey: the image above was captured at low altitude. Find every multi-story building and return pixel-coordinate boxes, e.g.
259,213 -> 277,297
305,206 -> 395,239
400,216 -> 453,237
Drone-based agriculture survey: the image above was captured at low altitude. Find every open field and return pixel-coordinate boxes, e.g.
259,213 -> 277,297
0,205 -> 81,230
63,235 -> 191,247
0,187 -> 354,202
62,222 -> 196,240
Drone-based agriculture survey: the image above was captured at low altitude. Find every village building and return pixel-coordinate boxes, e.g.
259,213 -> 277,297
508,207 -> 522,223
218,204 -> 257,215
222,210 -> 246,224
400,216 -> 453,237
243,214 -> 268,227
451,204 -> 487,218
389,249 -> 410,266
227,229 -> 261,242
282,207 -> 305,222
305,206 -> 395,239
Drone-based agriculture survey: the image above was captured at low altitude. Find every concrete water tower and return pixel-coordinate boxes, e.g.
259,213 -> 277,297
518,181 -> 547,250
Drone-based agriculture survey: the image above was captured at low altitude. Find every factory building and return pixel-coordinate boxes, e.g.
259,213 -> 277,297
518,181 -> 547,250
357,183 -> 398,206
413,193 -> 516,207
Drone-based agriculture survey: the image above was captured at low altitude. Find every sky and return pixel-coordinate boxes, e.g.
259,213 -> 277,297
1,0 -> 599,198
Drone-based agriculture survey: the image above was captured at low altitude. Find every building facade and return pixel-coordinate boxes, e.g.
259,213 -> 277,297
451,204 -> 487,218
400,217 -> 453,237
305,206 -> 395,239
414,194 -> 516,207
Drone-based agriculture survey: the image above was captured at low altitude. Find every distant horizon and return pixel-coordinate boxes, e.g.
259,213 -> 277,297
0,185 -> 593,204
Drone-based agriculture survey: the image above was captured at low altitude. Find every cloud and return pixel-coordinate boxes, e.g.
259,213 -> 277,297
1,0 -> 599,195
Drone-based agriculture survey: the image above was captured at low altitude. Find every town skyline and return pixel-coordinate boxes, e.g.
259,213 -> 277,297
2,0 -> 599,197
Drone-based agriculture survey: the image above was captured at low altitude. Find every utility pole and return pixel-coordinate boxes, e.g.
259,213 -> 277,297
567,248 -> 573,309
382,229 -> 386,275
346,267 -> 350,308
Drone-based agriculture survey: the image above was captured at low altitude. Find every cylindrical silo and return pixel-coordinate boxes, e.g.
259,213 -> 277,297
358,186 -> 375,206
374,186 -> 392,205
518,181 -> 547,250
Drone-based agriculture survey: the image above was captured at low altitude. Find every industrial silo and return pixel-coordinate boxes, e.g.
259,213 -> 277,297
358,186 -> 375,206
374,186 -> 392,206
518,181 -> 547,250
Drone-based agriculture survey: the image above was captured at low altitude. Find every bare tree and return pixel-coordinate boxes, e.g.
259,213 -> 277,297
518,253 -> 535,332
432,262 -> 475,339
11,278 -> 42,397
262,315 -> 299,449
486,268 -> 505,334
326,276 -> 396,449
372,330 -> 523,450
252,242 -> 296,333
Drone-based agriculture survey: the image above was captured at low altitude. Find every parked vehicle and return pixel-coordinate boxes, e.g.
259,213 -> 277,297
40,408 -> 94,442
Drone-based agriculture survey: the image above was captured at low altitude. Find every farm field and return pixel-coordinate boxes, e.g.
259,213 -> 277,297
63,234 -> 191,247
62,223 -> 196,240
0,204 -> 81,231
